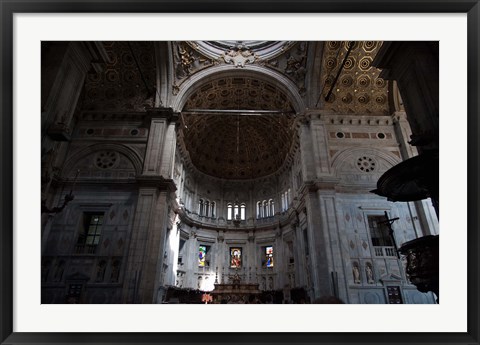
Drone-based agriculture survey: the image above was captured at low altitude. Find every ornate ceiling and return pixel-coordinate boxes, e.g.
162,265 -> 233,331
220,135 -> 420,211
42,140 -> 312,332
183,77 -> 294,111
180,76 -> 296,180
180,111 -> 296,180
320,41 -> 390,114
176,41 -> 302,180
82,41 -> 156,112
79,41 -> 390,180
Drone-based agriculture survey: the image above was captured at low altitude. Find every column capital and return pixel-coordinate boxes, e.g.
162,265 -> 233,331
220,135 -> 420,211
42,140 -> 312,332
136,175 -> 177,192
143,107 -> 179,126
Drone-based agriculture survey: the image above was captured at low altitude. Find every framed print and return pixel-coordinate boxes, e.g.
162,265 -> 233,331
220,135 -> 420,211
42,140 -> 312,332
1,1 -> 479,345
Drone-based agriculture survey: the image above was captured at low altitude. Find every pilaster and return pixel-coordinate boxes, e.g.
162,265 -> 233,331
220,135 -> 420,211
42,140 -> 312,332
392,111 -> 418,160
122,177 -> 176,303
142,108 -> 179,177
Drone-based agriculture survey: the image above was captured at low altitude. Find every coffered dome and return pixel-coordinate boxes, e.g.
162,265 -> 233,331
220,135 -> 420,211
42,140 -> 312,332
179,76 -> 296,180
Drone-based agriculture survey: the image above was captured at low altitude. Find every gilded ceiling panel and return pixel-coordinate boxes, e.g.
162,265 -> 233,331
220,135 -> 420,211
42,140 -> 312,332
180,112 -> 295,180
83,42 -> 156,112
320,41 -> 390,115
183,77 -> 293,111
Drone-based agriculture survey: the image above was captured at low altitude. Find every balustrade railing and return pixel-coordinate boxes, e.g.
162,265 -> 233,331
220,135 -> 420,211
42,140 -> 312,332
374,246 -> 397,257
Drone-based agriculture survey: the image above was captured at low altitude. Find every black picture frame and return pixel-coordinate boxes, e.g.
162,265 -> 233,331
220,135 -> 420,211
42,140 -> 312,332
1,1 -> 479,344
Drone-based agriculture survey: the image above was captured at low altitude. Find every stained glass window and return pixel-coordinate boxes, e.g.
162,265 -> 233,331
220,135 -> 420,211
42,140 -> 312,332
265,246 -> 274,268
198,245 -> 207,267
230,248 -> 242,268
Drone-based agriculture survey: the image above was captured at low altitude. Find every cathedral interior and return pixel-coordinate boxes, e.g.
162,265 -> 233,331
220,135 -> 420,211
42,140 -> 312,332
41,41 -> 439,304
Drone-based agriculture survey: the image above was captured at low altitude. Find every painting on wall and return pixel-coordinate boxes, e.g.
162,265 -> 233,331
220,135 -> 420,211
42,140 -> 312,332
230,248 -> 242,268
198,245 -> 206,267
265,246 -> 274,268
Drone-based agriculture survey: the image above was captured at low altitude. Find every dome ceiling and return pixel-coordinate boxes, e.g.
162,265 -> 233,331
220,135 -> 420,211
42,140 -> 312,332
180,76 -> 296,180
184,77 -> 293,111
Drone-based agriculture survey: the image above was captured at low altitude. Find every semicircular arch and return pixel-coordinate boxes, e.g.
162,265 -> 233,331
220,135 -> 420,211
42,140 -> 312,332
62,143 -> 143,178
331,147 -> 402,173
171,64 -> 306,113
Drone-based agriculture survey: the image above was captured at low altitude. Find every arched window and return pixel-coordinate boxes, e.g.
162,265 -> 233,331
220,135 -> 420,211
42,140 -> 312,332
284,191 -> 289,210
263,200 -> 268,217
269,199 -> 275,216
257,201 -> 262,219
227,203 -> 233,220
240,204 -> 246,220
211,202 -> 216,218
205,201 -> 209,217
199,199 -> 204,216
234,204 -> 239,219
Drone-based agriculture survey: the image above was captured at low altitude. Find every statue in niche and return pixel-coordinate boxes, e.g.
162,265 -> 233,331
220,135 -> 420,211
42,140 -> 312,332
95,261 -> 106,282
366,264 -> 375,284
268,277 -> 274,290
353,264 -> 361,284
110,260 -> 120,282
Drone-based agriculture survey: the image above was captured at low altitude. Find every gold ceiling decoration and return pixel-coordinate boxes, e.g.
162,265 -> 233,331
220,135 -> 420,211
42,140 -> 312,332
180,113 -> 295,180
321,41 -> 390,115
181,76 -> 296,180
83,42 -> 156,112
184,77 -> 293,111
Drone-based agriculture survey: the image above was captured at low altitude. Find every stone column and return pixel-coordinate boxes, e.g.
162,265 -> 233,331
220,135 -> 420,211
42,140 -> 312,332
274,227 -> 284,291
304,189 -> 334,299
310,115 -> 332,177
372,44 -> 440,218
185,229 -> 198,288
373,41 -> 439,151
317,191 -> 348,301
216,231 -> 225,283
392,111 -> 418,160
122,109 -> 179,303
122,180 -> 176,304
142,108 -> 178,177
292,223 -> 304,288
298,116 -> 316,181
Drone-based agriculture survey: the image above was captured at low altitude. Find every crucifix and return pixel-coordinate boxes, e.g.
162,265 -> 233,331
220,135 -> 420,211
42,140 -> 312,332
379,211 -> 400,259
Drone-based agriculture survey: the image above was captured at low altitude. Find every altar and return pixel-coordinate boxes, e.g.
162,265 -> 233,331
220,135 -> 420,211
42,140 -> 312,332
211,272 -> 262,303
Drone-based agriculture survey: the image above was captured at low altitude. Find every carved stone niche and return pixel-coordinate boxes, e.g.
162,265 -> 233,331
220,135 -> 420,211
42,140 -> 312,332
398,235 -> 439,302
